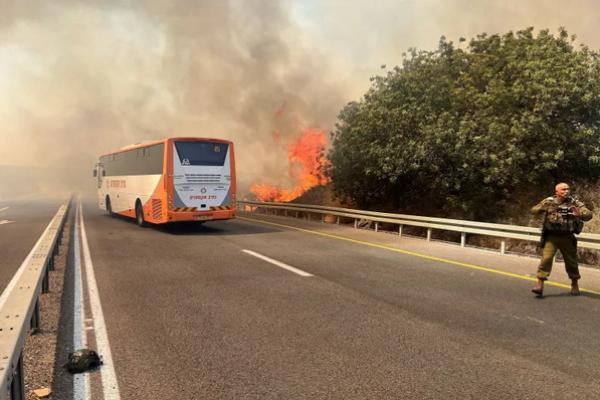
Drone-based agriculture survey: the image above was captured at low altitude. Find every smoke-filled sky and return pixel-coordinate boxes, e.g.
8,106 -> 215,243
1,0 -> 599,197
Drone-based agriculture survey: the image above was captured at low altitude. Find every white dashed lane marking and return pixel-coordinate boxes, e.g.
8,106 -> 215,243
0,206 -> 14,224
242,249 -> 313,277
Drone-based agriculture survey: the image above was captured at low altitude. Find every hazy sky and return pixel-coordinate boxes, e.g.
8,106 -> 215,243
1,0 -> 599,195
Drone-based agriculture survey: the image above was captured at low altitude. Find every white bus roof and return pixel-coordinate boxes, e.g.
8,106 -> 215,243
100,137 -> 233,158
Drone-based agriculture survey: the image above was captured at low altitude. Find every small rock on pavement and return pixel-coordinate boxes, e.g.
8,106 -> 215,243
32,387 -> 52,398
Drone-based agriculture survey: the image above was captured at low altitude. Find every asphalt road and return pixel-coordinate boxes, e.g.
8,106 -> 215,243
0,198 -> 64,294
72,201 -> 600,399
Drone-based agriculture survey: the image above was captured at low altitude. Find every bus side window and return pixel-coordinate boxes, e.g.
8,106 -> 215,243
102,170 -> 106,177
93,169 -> 97,177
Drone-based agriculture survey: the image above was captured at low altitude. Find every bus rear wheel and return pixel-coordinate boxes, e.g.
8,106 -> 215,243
135,201 -> 147,227
105,196 -> 113,216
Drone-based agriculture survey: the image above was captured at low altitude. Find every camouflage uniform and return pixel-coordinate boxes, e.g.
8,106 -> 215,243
531,196 -> 592,281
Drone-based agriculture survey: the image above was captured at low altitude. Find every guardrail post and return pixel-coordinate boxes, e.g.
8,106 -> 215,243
336,217 -> 340,225
354,219 -> 358,229
10,354 -> 25,400
295,211 -> 299,218
30,299 -> 40,333
48,251 -> 55,272
398,225 -> 403,236
42,267 -> 49,294
461,232 -> 466,247
321,214 -> 325,223
427,228 -> 432,241
375,222 -> 379,232
500,240 -> 506,254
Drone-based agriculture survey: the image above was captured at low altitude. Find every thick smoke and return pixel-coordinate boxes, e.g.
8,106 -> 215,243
299,0 -> 600,66
1,1 -> 599,199
0,1 -> 349,198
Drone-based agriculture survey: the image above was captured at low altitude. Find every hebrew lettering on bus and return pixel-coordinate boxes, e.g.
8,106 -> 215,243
109,180 -> 126,188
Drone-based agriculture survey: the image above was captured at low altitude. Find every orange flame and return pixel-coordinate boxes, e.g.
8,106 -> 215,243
250,127 -> 330,202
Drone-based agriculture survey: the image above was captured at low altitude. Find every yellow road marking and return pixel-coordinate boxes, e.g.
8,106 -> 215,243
238,216 -> 600,296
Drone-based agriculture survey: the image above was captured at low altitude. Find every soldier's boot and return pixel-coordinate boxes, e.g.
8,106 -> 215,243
570,280 -> 580,296
531,279 -> 544,296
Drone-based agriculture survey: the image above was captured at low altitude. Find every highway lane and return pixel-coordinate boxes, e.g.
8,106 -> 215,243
77,202 -> 600,399
0,198 -> 65,294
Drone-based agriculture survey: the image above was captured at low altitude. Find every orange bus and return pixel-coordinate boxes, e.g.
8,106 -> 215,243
93,137 -> 236,226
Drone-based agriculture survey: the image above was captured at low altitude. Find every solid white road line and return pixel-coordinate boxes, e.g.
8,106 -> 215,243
242,250 -> 313,277
79,202 -> 122,400
73,204 -> 90,399
0,206 -> 8,212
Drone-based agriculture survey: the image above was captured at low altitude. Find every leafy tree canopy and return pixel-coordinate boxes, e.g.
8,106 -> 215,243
328,27 -> 600,219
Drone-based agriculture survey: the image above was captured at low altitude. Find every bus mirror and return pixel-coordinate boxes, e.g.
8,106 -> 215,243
93,169 -> 97,178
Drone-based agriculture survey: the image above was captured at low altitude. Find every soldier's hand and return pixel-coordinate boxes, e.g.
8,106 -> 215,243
571,207 -> 580,216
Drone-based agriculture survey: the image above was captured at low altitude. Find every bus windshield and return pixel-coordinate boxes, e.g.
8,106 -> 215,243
174,141 -> 229,166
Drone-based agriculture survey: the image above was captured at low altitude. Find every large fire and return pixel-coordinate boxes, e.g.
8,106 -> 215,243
250,127 -> 330,202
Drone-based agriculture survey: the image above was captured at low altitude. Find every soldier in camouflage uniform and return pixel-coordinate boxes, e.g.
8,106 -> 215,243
531,183 -> 592,296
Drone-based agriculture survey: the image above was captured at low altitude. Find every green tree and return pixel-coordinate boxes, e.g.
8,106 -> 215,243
328,28 -> 600,219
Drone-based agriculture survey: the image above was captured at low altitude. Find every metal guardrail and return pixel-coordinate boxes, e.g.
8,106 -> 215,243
0,200 -> 71,400
237,201 -> 600,252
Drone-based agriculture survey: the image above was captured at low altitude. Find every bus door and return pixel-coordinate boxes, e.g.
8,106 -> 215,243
94,162 -> 105,189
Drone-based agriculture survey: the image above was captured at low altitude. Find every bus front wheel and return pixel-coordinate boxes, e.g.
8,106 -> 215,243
135,201 -> 147,227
